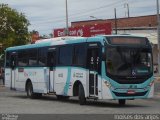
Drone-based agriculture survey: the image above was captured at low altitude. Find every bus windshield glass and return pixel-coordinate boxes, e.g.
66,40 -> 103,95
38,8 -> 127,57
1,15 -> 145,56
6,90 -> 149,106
106,46 -> 152,77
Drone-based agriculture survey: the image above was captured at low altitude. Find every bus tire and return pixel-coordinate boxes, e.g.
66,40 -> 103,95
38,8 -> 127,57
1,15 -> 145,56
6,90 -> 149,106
118,99 -> 126,106
26,82 -> 34,98
79,84 -> 86,105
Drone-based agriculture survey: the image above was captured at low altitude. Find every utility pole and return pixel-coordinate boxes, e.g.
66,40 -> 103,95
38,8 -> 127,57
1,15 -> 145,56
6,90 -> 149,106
124,3 -> 130,18
157,0 -> 160,75
65,0 -> 69,36
114,8 -> 117,34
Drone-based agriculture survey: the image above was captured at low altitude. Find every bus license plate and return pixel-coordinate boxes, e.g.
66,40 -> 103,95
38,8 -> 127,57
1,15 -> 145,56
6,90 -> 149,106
127,90 -> 135,94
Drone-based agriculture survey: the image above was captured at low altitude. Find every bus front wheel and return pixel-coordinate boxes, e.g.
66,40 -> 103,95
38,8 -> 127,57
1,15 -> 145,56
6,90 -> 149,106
118,99 -> 126,106
79,84 -> 86,105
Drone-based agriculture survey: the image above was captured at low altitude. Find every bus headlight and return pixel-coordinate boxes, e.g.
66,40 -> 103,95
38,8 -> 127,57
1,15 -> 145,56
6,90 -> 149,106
104,81 -> 111,88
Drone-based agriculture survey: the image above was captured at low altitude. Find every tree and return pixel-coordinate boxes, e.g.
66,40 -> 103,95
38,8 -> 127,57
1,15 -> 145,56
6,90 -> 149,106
0,4 -> 30,52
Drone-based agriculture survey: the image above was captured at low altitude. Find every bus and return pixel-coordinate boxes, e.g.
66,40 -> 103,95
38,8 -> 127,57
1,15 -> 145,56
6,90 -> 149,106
4,35 -> 154,105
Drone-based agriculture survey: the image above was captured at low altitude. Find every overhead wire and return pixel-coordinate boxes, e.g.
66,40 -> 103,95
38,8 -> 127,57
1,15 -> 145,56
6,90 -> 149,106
31,0 -> 125,25
32,0 -> 153,33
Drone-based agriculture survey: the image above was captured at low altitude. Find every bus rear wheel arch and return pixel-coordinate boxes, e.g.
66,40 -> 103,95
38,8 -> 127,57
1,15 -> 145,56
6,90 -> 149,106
26,80 -> 42,99
73,81 -> 86,105
73,81 -> 81,96
78,83 -> 86,105
26,81 -> 34,98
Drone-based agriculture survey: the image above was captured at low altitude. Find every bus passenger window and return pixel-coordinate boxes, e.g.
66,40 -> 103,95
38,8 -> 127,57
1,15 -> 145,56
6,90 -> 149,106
38,47 -> 47,66
28,49 -> 38,66
73,45 -> 85,66
47,51 -> 56,67
18,50 -> 28,66
59,46 -> 72,66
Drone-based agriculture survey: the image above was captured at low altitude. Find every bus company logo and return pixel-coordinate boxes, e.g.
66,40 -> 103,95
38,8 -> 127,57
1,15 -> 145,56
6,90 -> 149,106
73,72 -> 83,78
24,72 -> 37,77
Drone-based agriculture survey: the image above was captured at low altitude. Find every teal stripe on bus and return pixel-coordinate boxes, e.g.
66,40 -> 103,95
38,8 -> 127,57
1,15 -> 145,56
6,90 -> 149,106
63,67 -> 72,96
6,42 -> 51,51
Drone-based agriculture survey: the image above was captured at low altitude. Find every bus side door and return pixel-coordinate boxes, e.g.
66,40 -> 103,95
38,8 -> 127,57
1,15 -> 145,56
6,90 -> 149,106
87,43 -> 101,97
10,53 -> 17,89
47,49 -> 56,92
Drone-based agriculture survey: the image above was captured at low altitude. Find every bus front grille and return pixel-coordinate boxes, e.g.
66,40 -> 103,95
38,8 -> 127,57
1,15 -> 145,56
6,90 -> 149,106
113,91 -> 148,97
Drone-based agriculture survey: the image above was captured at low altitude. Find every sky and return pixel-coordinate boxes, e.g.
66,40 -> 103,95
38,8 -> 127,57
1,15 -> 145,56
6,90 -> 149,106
0,0 -> 158,35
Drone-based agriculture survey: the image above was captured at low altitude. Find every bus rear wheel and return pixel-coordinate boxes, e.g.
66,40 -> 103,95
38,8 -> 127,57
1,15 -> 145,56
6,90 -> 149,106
26,82 -> 34,98
118,99 -> 126,106
26,82 -> 42,99
79,84 -> 86,105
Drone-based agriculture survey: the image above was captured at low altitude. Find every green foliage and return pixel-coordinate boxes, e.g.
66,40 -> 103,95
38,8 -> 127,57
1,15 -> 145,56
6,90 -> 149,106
0,4 -> 30,52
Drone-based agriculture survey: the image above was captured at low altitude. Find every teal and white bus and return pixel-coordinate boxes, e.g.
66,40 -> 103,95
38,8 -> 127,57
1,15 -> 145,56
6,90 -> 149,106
5,35 -> 154,105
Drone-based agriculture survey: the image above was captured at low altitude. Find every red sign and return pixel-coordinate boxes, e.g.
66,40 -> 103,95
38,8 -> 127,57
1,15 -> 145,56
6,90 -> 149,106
53,23 -> 111,37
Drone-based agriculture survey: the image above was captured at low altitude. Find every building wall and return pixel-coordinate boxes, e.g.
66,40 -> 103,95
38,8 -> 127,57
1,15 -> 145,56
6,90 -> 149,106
108,15 -> 157,28
71,15 -> 157,29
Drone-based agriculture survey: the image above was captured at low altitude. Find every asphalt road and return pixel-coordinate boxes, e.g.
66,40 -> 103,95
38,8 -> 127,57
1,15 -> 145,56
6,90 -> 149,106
0,80 -> 160,114
0,88 -> 159,114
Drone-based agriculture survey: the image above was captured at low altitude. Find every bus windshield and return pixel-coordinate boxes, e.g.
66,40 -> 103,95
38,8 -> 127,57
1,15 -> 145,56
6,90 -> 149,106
106,46 -> 152,77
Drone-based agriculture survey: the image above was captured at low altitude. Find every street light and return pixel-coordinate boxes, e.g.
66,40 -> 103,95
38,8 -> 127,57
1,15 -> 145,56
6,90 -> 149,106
124,3 -> 130,18
114,8 -> 117,34
65,0 -> 69,36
